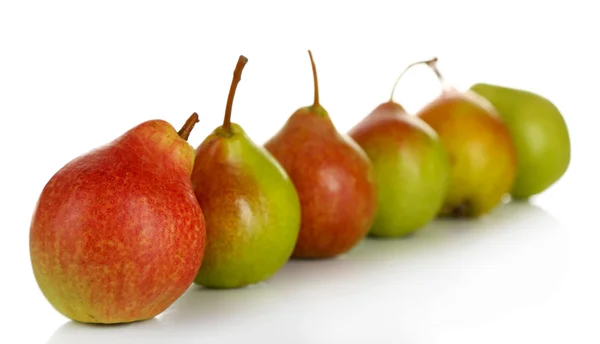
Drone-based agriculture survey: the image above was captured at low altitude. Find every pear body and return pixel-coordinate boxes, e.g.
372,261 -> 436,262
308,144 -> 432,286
191,124 -> 301,288
348,102 -> 450,237
470,83 -> 571,199
416,90 -> 518,217
265,105 -> 378,258
29,120 -> 206,324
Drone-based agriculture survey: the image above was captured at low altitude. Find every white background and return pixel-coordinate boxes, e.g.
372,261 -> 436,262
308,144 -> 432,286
1,1 -> 599,343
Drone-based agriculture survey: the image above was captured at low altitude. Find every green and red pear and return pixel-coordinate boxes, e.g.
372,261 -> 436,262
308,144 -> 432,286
348,58 -> 450,237
191,55 -> 301,288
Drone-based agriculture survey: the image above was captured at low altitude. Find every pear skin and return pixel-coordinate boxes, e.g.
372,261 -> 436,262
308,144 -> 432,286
349,100 -> 450,237
191,56 -> 301,288
408,58 -> 518,217
470,83 -> 571,199
29,114 -> 206,324
265,50 -> 378,258
417,88 -> 518,217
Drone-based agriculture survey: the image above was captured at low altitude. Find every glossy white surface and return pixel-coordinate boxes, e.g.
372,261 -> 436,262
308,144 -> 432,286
1,1 -> 599,343
26,200 -> 600,343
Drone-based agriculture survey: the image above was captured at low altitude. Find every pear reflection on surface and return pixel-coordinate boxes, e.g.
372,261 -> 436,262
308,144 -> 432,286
47,318 -> 164,344
48,201 -> 566,344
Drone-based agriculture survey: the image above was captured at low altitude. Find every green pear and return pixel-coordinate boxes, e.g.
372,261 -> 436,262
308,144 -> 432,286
470,83 -> 571,199
191,56 -> 301,289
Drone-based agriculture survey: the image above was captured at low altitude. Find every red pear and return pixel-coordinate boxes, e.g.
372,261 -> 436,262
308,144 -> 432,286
264,50 -> 378,259
29,113 -> 206,324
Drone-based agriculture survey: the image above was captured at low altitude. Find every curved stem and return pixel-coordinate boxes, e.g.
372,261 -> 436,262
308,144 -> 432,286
177,112 -> 199,141
222,55 -> 249,133
308,50 -> 319,106
390,57 -> 439,102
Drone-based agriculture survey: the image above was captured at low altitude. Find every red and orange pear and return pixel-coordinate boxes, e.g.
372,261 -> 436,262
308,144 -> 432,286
29,114 -> 206,324
415,58 -> 518,217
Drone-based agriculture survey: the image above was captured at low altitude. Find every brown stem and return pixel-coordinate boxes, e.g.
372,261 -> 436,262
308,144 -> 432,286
222,55 -> 248,133
177,112 -> 199,141
390,57 -> 439,102
308,50 -> 319,106
424,58 -> 447,86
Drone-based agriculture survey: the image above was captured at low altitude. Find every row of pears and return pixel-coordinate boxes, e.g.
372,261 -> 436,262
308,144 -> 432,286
29,51 -> 571,325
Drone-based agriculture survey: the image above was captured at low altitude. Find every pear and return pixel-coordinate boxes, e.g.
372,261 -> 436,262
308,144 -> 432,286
415,58 -> 518,218
264,50 -> 378,259
29,113 -> 206,324
348,59 -> 451,237
191,56 -> 301,288
469,83 -> 571,199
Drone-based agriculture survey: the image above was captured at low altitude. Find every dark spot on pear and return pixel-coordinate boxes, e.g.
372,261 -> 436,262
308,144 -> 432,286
441,200 -> 474,218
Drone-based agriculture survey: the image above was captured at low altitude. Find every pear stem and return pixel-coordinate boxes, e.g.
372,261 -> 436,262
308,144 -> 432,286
222,55 -> 248,133
424,58 -> 448,87
390,57 -> 439,102
308,50 -> 320,106
177,112 -> 199,141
